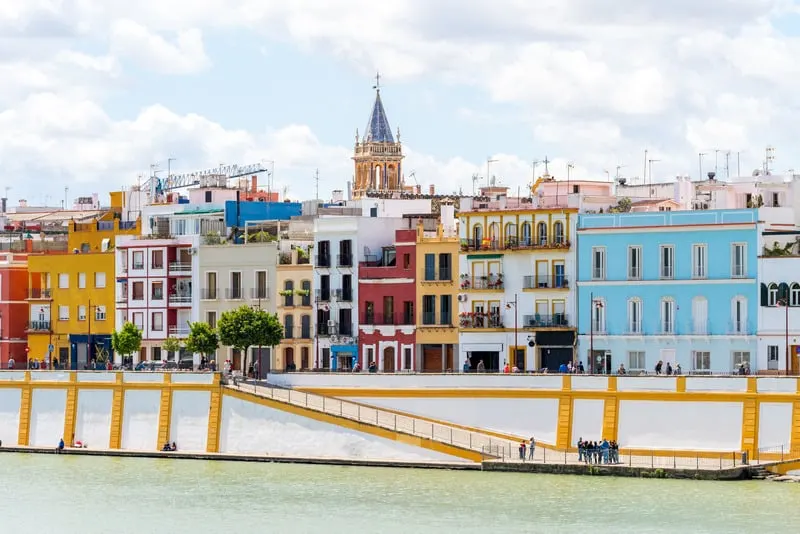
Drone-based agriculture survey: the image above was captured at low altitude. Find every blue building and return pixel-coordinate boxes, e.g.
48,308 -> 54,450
576,209 -> 759,374
224,200 -> 302,228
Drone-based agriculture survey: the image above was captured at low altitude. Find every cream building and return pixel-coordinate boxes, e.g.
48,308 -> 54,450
275,244 -> 314,371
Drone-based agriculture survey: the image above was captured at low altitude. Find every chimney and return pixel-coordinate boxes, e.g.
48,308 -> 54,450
429,184 -> 435,195
251,175 -> 257,192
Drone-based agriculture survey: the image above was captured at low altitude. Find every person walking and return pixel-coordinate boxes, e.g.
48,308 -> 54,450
528,436 -> 536,461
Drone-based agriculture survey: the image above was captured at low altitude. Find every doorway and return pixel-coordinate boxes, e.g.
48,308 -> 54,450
469,351 -> 499,372
284,347 -> 295,371
301,347 -> 310,370
383,346 -> 395,372
587,349 -> 611,374
540,347 -> 573,372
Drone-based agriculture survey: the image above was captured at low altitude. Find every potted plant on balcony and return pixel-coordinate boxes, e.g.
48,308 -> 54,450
460,274 -> 471,289
279,289 -> 293,297
294,289 -> 310,297
460,239 -> 469,252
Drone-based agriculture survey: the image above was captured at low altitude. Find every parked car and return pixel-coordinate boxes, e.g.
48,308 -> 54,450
178,357 -> 194,371
163,361 -> 178,371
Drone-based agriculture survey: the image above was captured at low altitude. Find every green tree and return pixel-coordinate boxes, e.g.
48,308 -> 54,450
162,336 -> 182,361
185,322 -> 219,363
217,305 -> 283,375
112,322 -> 142,361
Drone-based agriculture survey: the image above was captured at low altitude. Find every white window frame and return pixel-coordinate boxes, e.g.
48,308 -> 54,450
151,311 -> 163,331
628,351 -> 645,371
591,247 -> 606,280
94,272 -> 106,288
692,350 -> 711,372
132,250 -> 144,270
58,305 -> 69,321
692,296 -> 708,335
78,272 -> 86,289
768,284 -> 779,306
132,281 -> 144,301
660,298 -> 675,334
58,273 -> 69,289
78,305 -> 87,321
627,298 -> 641,333
731,243 -> 746,278
768,345 -> 780,370
254,270 -> 268,300
592,298 -> 606,333
205,271 -> 218,300
659,245 -> 674,280
553,221 -> 564,244
692,244 -> 707,279
732,350 -> 751,371
627,246 -> 641,280
791,284 -> 800,307
731,296 -> 747,334
95,305 -> 106,321
229,271 -> 243,299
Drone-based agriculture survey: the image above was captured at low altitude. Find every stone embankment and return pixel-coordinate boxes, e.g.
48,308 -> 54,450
765,474 -> 800,482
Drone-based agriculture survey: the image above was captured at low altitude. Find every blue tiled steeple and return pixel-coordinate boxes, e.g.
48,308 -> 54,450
363,89 -> 395,143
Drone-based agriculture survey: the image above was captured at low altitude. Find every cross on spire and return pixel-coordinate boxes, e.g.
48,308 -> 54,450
373,71 -> 381,91
543,156 -> 550,174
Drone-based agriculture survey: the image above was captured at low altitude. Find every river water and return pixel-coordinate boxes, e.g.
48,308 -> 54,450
1,453 -> 798,533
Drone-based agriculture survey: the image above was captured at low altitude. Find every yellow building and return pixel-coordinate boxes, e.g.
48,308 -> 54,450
67,191 -> 140,253
415,202 -> 460,371
275,246 -> 314,371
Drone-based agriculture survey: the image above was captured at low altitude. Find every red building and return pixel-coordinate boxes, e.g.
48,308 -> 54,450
358,229 -> 417,371
0,253 -> 31,367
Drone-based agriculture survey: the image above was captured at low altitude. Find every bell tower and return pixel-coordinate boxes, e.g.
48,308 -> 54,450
352,73 -> 404,198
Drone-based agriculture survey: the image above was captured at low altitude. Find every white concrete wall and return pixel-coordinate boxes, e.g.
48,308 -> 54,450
571,399 -> 605,444
121,390 -> 160,451
29,389 -> 67,447
169,391 -> 210,452
617,400 -> 743,451
75,389 -> 113,449
0,389 -> 20,446
218,394 -> 468,462
77,372 -> 117,383
758,402 -> 793,449
268,373 -> 566,390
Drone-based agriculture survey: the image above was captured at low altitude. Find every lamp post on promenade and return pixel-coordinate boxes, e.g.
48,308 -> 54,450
778,298 -> 790,375
589,293 -> 604,374
506,294 -> 519,369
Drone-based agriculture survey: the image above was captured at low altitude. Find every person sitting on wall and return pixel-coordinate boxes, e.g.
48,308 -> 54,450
368,361 -> 377,373
162,442 -> 171,451
352,362 -> 361,372
57,438 -> 65,454
462,360 -> 470,373
171,442 -> 177,451
617,363 -> 627,375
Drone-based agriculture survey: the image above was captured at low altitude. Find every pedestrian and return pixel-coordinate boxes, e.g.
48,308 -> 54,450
528,436 -> 536,460
519,440 -> 526,460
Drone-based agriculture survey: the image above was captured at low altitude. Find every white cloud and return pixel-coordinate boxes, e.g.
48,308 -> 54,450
109,19 -> 209,74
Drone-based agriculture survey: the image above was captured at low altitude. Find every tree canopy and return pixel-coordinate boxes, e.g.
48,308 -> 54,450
112,322 -> 142,357
217,305 -> 283,368
162,336 -> 181,354
186,322 -> 220,360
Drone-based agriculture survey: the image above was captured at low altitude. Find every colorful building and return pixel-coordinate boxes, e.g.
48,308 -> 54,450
358,228 -> 417,371
576,208 -> 759,374
275,244 -> 314,372
26,251 -> 116,369
0,253 -> 30,367
415,203 -> 459,371
457,186 -> 577,371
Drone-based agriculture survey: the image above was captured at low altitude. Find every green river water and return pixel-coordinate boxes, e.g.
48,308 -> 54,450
1,453 -> 798,533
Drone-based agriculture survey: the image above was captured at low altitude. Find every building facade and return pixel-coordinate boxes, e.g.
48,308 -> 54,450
275,244 -> 313,371
358,229 -> 417,371
0,253 -> 30,367
576,209 -> 759,374
415,204 -> 459,371
458,189 -> 577,371
27,251 -> 115,369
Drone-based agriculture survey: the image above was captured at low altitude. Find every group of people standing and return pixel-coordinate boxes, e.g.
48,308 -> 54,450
577,438 -> 619,464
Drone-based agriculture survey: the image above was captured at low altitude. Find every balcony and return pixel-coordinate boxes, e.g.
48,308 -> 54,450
623,321 -> 642,335
26,320 -> 51,332
168,325 -> 190,337
279,252 -> 311,266
28,288 -> 52,299
168,293 -> 192,306
729,320 -> 752,335
361,313 -> 415,326
317,322 -> 337,336
419,269 -> 453,283
522,275 -> 569,290
459,274 -> 504,291
522,314 -> 571,328
283,325 -> 314,340
459,312 -> 504,329
460,237 -> 571,252
200,288 -> 218,300
251,287 -> 270,301
337,254 -> 353,267
225,288 -> 244,300
332,288 -> 353,302
316,289 -> 330,302
168,262 -> 192,275
316,254 -> 331,268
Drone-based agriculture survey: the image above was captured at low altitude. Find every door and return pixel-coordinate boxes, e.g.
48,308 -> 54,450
301,347 -> 310,370
422,345 -> 442,372
472,262 -> 485,288
513,347 -> 525,370
383,346 -> 395,372
284,347 -> 295,370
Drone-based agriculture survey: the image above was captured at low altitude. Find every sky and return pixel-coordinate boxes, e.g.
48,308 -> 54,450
1,1 -> 800,206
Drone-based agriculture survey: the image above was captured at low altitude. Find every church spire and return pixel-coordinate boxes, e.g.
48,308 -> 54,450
363,72 -> 394,143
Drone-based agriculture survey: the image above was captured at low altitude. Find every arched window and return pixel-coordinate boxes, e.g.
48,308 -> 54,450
791,283 -> 800,307
768,283 -> 779,307
488,222 -> 500,247
520,222 -> 531,246
284,314 -> 294,339
553,221 -> 564,244
627,298 -> 641,334
283,280 -> 294,307
301,280 -> 311,307
537,222 -> 548,246
301,315 -> 311,338
472,224 -> 483,248
504,223 -> 517,248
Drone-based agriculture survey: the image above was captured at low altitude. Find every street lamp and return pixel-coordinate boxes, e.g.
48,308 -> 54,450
778,298 -> 790,375
589,292 -> 604,374
506,295 -> 519,370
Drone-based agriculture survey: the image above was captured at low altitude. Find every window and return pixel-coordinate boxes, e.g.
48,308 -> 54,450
205,190 -> 212,203
791,284 -> 800,307
284,315 -> 294,339
537,222 -> 548,246
59,273 -> 69,289
424,254 -> 435,281
207,311 -> 217,328
768,345 -> 780,370
205,272 -> 217,299
78,272 -> 86,289
94,272 -> 106,288
255,271 -> 268,300
627,246 -> 641,280
768,283 -> 779,306
132,312 -> 144,329
78,305 -> 87,321
731,297 -> 747,333
403,254 -> 410,269
132,281 -> 144,300
731,243 -> 746,277
342,274 -> 353,301
422,295 -> 436,325
661,298 -> 674,333
58,305 -> 69,321
438,253 -> 452,281
592,299 -> 606,332
692,351 -> 711,372
591,247 -> 606,280
152,312 -> 163,331
732,351 -> 751,371
301,315 -> 311,339
627,298 -> 641,333
403,300 -> 414,324
404,347 -> 412,370
628,351 -> 645,371
692,244 -> 707,279
149,250 -> 162,270
364,301 -> 375,324
132,251 -> 144,269
553,221 -> 564,244
151,281 -> 163,300
440,295 -> 452,326
283,280 -> 294,307
660,245 -> 674,279
338,308 -> 352,336
520,222 -> 531,246
95,306 -> 106,321
152,347 -> 162,362
692,296 -> 708,335
229,272 -> 242,299
301,280 -> 311,307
